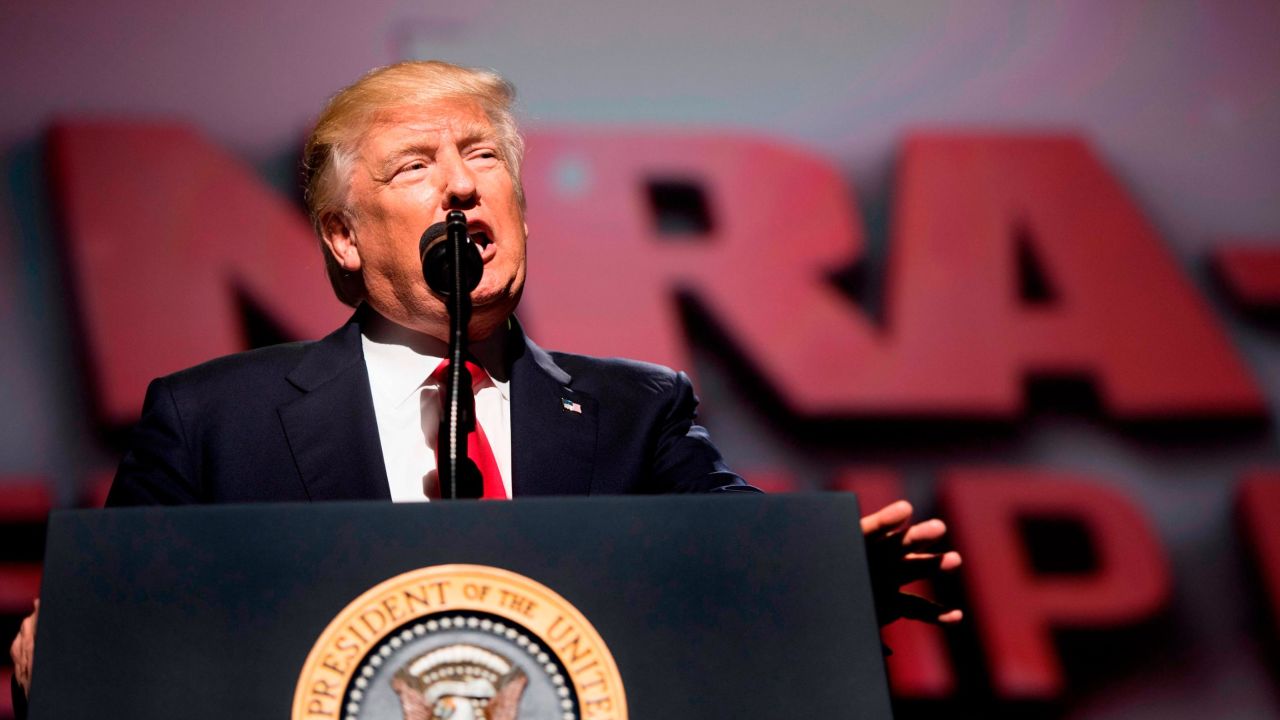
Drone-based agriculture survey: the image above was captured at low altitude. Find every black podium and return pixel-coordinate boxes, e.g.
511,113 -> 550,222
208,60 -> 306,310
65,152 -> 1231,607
29,494 -> 891,718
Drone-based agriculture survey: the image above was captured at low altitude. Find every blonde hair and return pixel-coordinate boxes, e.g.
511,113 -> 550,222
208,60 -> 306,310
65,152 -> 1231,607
302,60 -> 525,306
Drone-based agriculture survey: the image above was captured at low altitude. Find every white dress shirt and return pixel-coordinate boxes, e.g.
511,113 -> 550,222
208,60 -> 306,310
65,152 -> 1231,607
360,312 -> 512,501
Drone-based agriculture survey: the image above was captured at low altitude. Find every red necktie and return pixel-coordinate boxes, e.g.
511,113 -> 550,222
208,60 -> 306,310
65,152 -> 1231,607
431,359 -> 508,500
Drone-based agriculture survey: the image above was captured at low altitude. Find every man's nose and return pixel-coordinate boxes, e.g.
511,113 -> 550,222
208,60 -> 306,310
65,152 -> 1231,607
440,151 -> 478,210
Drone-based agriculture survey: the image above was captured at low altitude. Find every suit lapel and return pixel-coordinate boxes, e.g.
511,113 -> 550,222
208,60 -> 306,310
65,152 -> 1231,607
509,321 -> 598,496
278,311 -> 391,501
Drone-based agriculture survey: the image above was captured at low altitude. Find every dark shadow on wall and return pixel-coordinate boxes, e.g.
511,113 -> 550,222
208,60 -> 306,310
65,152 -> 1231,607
675,290 -> 1270,463
5,137 -> 116,488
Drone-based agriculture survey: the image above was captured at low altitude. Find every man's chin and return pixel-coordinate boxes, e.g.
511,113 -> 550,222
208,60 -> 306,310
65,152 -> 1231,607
470,289 -> 519,321
470,291 -> 510,311
470,280 -> 522,313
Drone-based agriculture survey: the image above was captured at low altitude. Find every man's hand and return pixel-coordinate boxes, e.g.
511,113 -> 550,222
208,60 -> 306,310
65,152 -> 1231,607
862,501 -> 963,626
9,599 -> 37,693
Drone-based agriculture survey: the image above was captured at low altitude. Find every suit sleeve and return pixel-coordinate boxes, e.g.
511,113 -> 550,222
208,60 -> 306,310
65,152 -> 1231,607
106,377 -> 204,506
650,371 -> 760,493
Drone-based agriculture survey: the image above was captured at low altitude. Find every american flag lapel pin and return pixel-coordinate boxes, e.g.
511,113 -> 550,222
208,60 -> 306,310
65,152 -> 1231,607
561,397 -> 582,414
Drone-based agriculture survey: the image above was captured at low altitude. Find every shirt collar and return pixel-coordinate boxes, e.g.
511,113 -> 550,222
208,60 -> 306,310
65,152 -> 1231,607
359,305 -> 512,406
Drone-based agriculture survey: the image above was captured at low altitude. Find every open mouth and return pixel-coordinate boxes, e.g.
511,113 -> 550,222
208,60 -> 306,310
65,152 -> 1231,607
469,228 -> 497,263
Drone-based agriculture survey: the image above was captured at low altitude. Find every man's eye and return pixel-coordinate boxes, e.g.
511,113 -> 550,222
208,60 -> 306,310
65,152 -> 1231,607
392,160 -> 429,177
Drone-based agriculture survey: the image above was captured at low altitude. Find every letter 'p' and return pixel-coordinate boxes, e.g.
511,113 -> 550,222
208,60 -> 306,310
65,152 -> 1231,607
940,469 -> 1171,698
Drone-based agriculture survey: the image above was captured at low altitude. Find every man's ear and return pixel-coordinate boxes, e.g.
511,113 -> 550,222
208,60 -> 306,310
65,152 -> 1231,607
320,212 -> 361,271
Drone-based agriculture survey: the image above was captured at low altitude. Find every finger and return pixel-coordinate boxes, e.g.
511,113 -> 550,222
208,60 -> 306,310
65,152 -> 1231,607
861,500 -> 913,536
13,627 -> 30,689
16,610 -> 36,690
17,659 -> 30,691
940,550 -> 962,572
890,592 -> 960,625
893,551 -> 963,585
903,550 -> 962,569
902,518 -> 947,549
19,616 -> 33,652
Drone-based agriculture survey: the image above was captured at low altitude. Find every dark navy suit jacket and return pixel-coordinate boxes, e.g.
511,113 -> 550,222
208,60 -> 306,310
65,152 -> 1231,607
105,310 -> 753,505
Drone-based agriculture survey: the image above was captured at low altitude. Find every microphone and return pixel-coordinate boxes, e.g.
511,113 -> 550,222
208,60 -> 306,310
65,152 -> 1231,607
419,209 -> 485,499
420,211 -> 483,297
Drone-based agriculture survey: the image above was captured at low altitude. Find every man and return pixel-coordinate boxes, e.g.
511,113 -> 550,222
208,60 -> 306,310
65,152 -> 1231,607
10,60 -> 960,709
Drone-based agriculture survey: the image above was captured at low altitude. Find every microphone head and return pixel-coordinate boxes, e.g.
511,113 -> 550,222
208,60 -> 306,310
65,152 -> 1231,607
419,221 -> 448,258
420,213 -> 483,297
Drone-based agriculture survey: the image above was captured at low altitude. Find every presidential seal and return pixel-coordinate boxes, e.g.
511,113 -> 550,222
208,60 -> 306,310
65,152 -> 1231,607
293,565 -> 627,720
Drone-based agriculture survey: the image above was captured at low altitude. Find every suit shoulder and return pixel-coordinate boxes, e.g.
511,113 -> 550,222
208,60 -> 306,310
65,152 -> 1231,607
546,351 -> 685,395
159,341 -> 312,393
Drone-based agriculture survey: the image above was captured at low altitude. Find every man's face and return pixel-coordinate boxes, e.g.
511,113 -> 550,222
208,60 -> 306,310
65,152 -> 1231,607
330,97 -> 527,340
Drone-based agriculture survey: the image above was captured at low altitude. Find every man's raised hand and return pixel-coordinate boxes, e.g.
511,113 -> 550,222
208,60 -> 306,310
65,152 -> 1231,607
9,598 -> 37,693
861,501 -> 963,626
